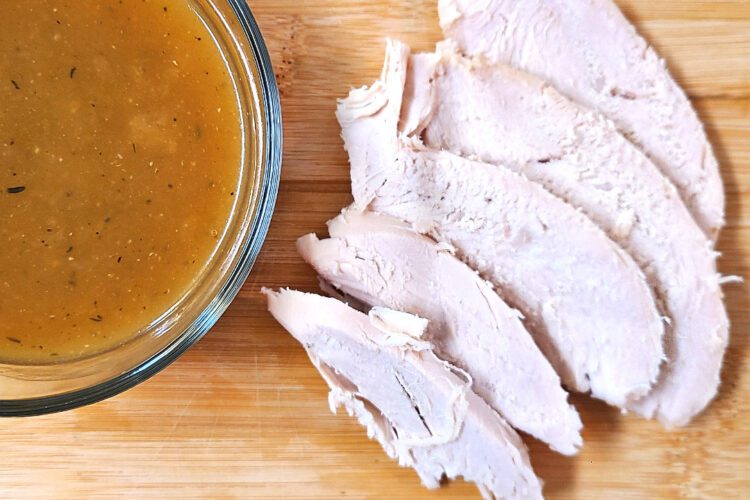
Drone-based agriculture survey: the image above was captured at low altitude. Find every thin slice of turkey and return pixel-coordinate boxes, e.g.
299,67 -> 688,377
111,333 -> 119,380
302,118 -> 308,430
403,46 -> 729,426
264,288 -> 543,500
297,208 -> 583,455
438,0 -> 724,240
337,39 -> 664,408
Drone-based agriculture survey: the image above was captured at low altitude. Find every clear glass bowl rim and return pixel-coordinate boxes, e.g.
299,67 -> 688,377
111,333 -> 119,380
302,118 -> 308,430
0,0 -> 282,417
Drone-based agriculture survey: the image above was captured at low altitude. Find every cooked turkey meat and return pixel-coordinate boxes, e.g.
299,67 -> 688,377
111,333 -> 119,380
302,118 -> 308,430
438,0 -> 724,239
265,288 -> 543,500
337,40 -> 665,408
402,44 -> 729,426
298,208 -> 583,454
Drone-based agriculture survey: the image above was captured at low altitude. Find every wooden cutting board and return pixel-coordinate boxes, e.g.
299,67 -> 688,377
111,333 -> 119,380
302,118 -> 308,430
2,1 -> 748,497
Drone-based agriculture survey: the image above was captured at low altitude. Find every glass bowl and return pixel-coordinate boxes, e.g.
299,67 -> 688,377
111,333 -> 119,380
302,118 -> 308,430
0,0 -> 282,416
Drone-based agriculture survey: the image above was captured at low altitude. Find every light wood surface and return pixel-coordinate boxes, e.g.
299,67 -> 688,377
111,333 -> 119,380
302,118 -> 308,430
2,1 -> 749,498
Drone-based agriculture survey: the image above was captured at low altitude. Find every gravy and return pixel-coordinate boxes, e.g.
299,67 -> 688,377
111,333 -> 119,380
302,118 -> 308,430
0,0 -> 242,363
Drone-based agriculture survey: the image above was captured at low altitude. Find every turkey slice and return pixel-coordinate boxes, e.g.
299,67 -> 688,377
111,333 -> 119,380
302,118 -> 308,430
265,288 -> 543,500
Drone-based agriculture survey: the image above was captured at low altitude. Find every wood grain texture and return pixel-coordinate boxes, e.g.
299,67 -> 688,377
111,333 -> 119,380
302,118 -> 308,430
1,1 -> 748,498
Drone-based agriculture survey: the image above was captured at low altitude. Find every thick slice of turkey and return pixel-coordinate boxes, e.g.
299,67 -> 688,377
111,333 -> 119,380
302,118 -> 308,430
297,208 -> 583,455
403,47 -> 729,426
264,288 -> 543,500
438,0 -> 724,240
337,39 -> 664,408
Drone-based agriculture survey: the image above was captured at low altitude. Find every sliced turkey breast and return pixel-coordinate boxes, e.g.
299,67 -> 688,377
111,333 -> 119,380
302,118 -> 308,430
337,40 -> 664,408
402,46 -> 729,426
438,0 -> 724,240
297,208 -> 583,455
264,288 -> 543,500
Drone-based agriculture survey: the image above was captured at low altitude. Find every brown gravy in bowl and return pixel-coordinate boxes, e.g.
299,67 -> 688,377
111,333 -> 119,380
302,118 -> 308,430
0,0 -> 242,363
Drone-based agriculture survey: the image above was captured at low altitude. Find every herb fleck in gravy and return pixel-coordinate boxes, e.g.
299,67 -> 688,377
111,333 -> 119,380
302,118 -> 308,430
0,0 -> 242,363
